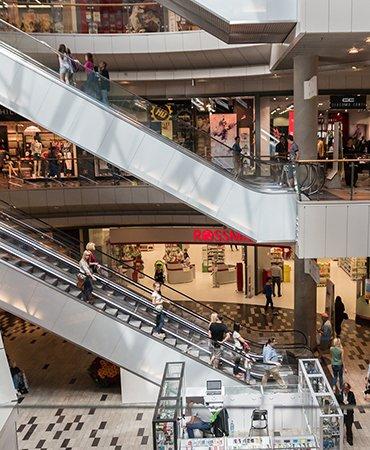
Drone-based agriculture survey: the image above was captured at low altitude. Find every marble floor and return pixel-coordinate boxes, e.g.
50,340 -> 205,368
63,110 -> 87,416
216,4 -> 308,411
0,313 -> 153,450
0,299 -> 368,449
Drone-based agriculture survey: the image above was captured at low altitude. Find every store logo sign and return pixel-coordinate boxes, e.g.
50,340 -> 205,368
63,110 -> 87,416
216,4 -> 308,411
193,228 -> 254,243
150,104 -> 173,121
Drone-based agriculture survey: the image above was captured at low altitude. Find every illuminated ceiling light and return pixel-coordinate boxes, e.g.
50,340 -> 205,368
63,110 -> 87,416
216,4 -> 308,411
273,97 -> 277,101
348,46 -> 360,54
285,97 -> 289,100
197,79 -> 207,83
365,37 -> 370,43
121,80 -> 130,84
352,66 -> 358,70
318,102 -> 323,106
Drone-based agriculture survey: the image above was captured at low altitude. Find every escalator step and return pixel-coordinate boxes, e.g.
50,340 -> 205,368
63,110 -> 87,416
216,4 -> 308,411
103,287 -> 114,294
94,302 -> 106,310
141,325 -> 153,334
187,349 -> 200,358
19,263 -> 34,272
176,344 -> 188,352
44,275 -> 58,285
105,307 -> 118,316
164,338 -> 176,346
57,282 -> 70,291
129,319 -> 142,328
199,355 -> 210,362
117,313 -> 130,322
32,270 -> 46,279
69,288 -> 81,296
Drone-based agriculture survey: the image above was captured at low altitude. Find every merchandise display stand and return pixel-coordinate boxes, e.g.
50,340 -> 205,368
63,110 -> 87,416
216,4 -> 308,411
202,245 -> 225,272
299,359 -> 343,450
338,257 -> 367,280
317,260 -> 330,287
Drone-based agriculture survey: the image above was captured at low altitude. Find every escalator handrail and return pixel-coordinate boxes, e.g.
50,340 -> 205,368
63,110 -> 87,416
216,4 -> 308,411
0,218 -> 310,359
0,198 -> 309,347
0,239 -> 266,377
0,19 -> 294,195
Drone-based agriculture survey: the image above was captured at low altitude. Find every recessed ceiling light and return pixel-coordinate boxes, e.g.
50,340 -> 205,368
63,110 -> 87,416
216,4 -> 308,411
365,37 -> 370,43
318,102 -> 323,106
352,66 -> 358,70
197,79 -> 207,83
121,81 -> 130,84
273,73 -> 278,78
348,46 -> 360,54
273,97 -> 277,101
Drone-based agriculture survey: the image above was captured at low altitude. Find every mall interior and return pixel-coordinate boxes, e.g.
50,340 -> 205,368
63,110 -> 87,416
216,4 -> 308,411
0,1 -> 369,449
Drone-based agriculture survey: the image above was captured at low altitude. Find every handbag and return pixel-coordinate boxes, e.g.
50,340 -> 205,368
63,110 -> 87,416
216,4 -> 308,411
76,273 -> 85,290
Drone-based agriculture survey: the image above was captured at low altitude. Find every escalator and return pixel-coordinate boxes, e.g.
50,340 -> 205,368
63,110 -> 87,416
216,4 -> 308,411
0,19 -> 297,244
0,202 -> 311,387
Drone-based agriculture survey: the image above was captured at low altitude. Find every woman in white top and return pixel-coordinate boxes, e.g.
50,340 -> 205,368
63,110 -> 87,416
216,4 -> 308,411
58,44 -> 71,84
79,250 -> 96,303
151,282 -> 166,337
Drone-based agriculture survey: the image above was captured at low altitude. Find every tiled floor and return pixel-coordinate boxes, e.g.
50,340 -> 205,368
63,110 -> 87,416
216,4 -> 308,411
0,313 -> 153,450
0,305 -> 369,450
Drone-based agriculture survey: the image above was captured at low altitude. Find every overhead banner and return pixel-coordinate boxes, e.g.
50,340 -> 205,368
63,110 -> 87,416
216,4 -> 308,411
210,113 -> 237,169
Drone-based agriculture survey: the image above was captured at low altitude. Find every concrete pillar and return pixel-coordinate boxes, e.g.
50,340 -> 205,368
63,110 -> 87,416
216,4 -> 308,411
293,56 -> 318,349
260,97 -> 271,176
294,257 -> 317,349
293,55 -> 318,159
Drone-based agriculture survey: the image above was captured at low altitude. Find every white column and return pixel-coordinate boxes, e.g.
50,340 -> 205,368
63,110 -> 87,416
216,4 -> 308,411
260,97 -> 271,176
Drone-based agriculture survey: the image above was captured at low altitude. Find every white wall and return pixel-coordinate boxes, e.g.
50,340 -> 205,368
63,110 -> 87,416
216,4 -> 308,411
297,201 -> 370,258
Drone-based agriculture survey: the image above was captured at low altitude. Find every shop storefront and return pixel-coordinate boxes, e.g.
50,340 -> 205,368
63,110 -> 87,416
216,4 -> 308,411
0,0 -> 198,34
0,105 -> 132,182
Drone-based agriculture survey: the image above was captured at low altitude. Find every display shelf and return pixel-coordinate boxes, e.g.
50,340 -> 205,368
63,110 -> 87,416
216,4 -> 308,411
317,260 -> 330,287
273,436 -> 318,449
202,245 -> 225,272
338,258 -> 367,281
180,437 -> 225,449
227,436 -> 271,449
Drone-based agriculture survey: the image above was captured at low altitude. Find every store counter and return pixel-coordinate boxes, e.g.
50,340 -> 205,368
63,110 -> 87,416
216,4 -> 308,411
355,295 -> 370,325
214,264 -> 236,285
167,263 -> 195,284
179,436 -> 318,449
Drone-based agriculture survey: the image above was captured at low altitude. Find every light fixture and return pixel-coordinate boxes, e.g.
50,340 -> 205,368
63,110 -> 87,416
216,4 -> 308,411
273,97 -> 277,101
285,97 -> 289,100
121,80 -> 130,84
318,102 -> 323,106
365,37 -> 370,43
348,46 -> 360,54
197,79 -> 207,83
352,65 -> 358,70
24,125 -> 41,134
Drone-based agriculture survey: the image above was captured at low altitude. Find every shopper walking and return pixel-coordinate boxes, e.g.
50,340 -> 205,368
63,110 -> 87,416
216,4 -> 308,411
318,312 -> 333,351
261,338 -> 286,389
98,61 -> 110,105
84,53 -> 98,98
334,296 -> 347,337
364,364 -> 370,400
271,263 -> 282,297
79,250 -> 96,303
58,44 -> 70,84
286,134 -> 299,187
263,277 -> 276,315
208,315 -> 230,369
330,338 -> 346,389
151,282 -> 166,338
338,382 -> 356,446
86,242 -> 99,274
231,136 -> 242,176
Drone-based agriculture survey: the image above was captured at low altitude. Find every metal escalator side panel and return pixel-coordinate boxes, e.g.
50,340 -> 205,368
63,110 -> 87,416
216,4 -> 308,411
0,249 -> 240,387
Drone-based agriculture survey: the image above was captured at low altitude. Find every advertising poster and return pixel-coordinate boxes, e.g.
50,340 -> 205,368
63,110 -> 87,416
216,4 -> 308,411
239,127 -> 250,157
210,114 -> 237,169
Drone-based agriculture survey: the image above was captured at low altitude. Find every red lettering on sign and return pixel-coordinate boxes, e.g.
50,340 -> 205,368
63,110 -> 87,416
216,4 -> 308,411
193,228 -> 255,244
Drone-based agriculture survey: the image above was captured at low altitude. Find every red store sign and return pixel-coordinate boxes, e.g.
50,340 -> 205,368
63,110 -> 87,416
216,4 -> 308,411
193,228 -> 255,244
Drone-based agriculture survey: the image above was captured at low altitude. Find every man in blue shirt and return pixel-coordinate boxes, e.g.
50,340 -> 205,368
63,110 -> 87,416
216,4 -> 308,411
263,277 -> 277,315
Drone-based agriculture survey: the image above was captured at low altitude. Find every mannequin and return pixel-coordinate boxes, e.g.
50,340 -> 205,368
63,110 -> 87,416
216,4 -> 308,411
63,141 -> 73,176
31,136 -> 42,177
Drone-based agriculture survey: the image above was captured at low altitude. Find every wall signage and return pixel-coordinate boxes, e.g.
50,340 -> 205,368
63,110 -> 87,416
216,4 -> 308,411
330,95 -> 367,110
0,105 -> 25,121
150,104 -> 173,121
109,226 -> 256,244
193,228 -> 254,244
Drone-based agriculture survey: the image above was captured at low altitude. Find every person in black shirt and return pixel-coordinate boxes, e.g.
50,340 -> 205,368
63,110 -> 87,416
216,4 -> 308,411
343,138 -> 359,187
231,136 -> 242,175
337,382 -> 356,446
208,314 -> 230,368
275,135 -> 288,160
98,61 -> 110,105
